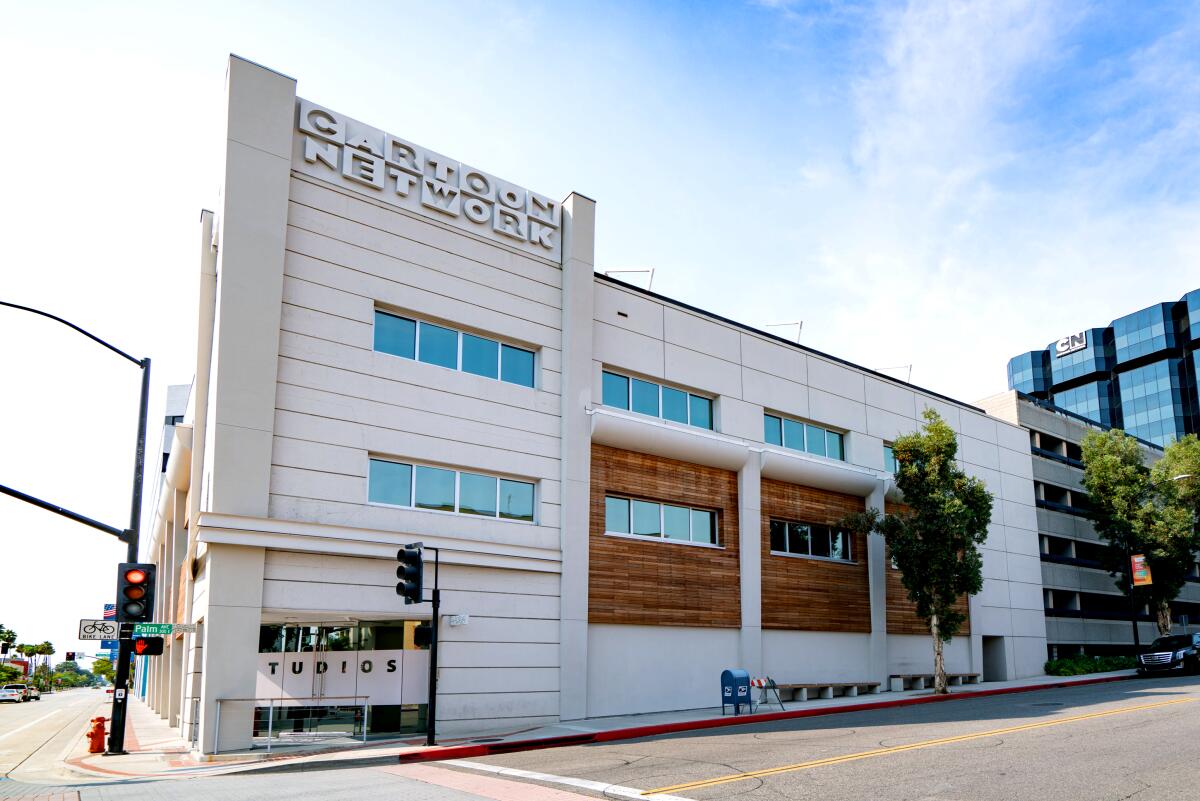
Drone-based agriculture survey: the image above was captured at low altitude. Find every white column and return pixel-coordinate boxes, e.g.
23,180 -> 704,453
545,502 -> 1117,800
558,192 -> 596,722
738,452 -> 763,676
866,480 -> 889,685
203,55 -> 295,518
197,544 -> 265,754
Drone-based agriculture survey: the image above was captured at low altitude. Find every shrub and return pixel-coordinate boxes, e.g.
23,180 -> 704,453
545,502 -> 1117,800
1044,655 -> 1137,676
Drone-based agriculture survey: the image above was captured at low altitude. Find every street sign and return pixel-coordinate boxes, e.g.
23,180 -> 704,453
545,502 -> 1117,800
131,622 -> 196,636
1132,554 -> 1153,586
79,619 -> 119,640
101,640 -> 118,649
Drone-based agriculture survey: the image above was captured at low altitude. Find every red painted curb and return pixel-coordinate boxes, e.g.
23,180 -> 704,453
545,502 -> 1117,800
398,673 -> 1136,764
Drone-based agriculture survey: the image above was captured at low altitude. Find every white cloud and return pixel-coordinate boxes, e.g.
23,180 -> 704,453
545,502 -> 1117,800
754,0 -> 1200,402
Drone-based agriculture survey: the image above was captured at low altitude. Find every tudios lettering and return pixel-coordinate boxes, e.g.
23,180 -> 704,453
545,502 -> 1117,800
296,99 -> 561,260
266,658 -> 397,676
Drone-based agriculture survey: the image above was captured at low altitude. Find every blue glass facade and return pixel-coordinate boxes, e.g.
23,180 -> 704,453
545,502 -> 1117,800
1006,289 -> 1200,446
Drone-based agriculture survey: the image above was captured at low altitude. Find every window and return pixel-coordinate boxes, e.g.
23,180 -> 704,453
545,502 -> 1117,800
374,310 -> 536,388
368,458 -> 536,522
601,370 -> 714,430
883,444 -> 899,473
604,495 -> 718,545
769,518 -> 851,561
763,414 -> 845,461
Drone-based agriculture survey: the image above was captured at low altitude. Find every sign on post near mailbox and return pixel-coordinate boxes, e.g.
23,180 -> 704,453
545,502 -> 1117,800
721,668 -> 751,716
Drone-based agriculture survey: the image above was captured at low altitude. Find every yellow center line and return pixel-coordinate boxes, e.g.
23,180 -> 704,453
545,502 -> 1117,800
643,697 -> 1195,795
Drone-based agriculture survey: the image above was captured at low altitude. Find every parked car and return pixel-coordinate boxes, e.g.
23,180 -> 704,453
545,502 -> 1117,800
1137,634 -> 1200,674
0,686 -> 23,703
27,687 -> 41,701
3,683 -> 31,702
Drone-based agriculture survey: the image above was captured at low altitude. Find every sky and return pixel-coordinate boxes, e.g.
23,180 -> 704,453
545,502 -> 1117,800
1,0 -> 1199,666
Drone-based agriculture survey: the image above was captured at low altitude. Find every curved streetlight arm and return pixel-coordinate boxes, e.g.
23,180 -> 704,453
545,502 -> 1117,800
0,301 -> 143,367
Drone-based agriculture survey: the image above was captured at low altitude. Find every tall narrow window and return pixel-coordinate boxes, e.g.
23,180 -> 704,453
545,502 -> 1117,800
418,323 -> 458,369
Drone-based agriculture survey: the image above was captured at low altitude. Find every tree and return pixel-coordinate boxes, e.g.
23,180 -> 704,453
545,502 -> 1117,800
91,658 -> 115,684
0,623 -> 16,646
842,409 -> 992,694
53,660 -> 93,689
1081,430 -> 1200,637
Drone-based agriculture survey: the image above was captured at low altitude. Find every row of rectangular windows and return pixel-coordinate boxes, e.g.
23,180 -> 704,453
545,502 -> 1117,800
604,496 -> 718,545
374,310 -> 536,388
601,371 -> 713,429
769,519 -> 852,562
763,414 -> 845,461
367,458 -> 535,522
373,320 -> 901,473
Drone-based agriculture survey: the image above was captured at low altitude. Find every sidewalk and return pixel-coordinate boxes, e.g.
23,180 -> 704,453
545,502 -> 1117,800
52,670 -> 1138,782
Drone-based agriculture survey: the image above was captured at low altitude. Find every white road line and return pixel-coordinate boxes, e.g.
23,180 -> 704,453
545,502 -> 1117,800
0,711 -> 61,744
444,758 -> 696,801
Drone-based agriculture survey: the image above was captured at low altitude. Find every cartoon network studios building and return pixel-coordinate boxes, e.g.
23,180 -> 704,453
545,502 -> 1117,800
141,57 -> 1047,753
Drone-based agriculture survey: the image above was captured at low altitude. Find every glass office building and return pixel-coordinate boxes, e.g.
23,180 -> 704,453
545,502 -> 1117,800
1007,291 -> 1199,446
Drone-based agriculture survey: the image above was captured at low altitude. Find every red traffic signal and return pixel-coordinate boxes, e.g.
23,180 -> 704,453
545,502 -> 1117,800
66,651 -> 76,661
116,562 -> 156,622
133,637 -> 164,656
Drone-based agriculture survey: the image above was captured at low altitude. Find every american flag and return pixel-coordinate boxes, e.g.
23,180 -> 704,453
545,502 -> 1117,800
103,603 -> 115,620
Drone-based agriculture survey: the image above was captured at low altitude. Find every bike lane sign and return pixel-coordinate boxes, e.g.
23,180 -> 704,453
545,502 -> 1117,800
79,619 -> 119,640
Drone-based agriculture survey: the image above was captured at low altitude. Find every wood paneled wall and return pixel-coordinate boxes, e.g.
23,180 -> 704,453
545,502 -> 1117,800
589,445 -> 740,627
763,482 -> 868,633
884,501 -> 971,635
760,480 -> 870,632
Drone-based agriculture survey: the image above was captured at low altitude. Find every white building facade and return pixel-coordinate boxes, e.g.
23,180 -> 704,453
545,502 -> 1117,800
141,56 -> 1047,754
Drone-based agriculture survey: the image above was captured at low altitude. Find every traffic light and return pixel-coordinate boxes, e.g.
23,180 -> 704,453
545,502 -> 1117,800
132,637 -> 163,656
396,543 -> 423,604
66,651 -> 75,661
413,623 -> 432,648
116,562 -> 156,622
1,642 -> 8,655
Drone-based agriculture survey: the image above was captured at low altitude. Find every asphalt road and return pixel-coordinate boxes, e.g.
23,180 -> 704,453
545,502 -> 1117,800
0,687 -> 104,779
455,674 -> 1200,801
3,677 -> 1197,800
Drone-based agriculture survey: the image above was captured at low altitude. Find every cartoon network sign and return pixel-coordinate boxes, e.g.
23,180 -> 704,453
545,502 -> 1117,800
256,649 -> 428,706
1055,331 -> 1087,358
294,99 -> 561,261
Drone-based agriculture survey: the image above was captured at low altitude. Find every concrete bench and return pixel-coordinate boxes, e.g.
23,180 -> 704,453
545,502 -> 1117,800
773,682 -> 882,702
889,673 -> 981,692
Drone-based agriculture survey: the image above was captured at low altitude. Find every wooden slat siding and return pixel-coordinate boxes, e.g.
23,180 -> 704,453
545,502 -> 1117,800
760,480 -> 871,632
884,500 -> 971,635
589,444 -> 740,627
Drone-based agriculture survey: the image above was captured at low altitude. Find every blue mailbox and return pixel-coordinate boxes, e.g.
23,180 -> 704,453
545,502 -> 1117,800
721,668 -> 751,716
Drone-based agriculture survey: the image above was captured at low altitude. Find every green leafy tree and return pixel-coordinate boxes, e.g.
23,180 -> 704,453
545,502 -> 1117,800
1081,430 -> 1200,637
52,660 -> 93,689
0,623 -> 16,645
91,658 -> 115,684
0,664 -> 21,684
842,409 -> 992,694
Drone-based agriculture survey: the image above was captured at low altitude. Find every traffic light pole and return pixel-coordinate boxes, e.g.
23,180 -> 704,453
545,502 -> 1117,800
426,547 -> 440,747
0,302 -> 149,756
107,358 -> 151,755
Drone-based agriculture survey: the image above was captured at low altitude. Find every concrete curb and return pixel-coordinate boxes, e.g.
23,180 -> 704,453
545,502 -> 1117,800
399,672 -> 1137,764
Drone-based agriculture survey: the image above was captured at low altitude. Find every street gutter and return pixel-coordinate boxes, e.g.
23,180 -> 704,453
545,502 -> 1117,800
399,672 -> 1137,764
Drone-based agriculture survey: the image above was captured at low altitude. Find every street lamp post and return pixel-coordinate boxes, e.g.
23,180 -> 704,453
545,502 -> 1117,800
0,300 -> 150,754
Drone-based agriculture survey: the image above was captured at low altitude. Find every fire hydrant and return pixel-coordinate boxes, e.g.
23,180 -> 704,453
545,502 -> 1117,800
87,717 -> 107,753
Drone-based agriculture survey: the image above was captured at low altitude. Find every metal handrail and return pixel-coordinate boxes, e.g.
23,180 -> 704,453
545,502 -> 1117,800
213,695 -> 369,754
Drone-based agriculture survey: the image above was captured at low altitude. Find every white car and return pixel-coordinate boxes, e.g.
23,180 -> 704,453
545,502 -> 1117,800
0,686 -> 23,703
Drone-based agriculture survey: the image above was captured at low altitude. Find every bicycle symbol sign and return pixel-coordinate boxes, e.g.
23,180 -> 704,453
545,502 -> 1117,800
78,619 -> 119,640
